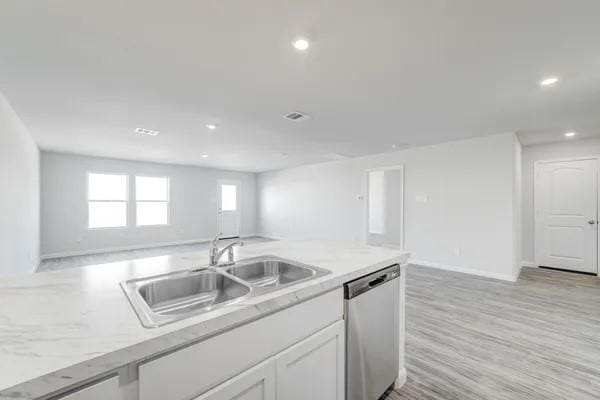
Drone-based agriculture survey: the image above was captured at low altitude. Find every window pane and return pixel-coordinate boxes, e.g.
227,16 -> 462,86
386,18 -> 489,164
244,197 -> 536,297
88,174 -> 127,201
89,202 -> 127,228
136,202 -> 168,226
368,170 -> 385,234
221,184 -> 237,211
136,176 -> 169,201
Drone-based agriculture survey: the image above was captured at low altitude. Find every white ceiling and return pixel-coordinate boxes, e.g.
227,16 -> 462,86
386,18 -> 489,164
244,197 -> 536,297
1,0 -> 600,172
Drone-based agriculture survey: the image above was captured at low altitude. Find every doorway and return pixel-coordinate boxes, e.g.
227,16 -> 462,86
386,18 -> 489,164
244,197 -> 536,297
217,180 -> 241,239
365,166 -> 404,249
534,158 -> 598,274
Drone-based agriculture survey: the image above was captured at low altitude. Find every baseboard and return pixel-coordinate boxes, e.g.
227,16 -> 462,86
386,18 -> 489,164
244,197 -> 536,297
41,234 -> 260,260
410,258 -> 517,282
521,260 -> 537,268
513,264 -> 523,281
394,368 -> 407,389
255,234 -> 286,241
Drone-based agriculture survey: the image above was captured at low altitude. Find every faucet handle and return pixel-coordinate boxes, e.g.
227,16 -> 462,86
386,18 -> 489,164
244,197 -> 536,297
210,233 -> 223,246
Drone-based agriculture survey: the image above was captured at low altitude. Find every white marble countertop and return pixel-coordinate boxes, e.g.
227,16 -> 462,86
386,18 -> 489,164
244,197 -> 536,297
0,239 -> 408,399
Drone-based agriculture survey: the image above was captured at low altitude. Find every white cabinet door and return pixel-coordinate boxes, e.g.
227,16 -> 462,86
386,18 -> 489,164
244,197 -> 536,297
194,360 -> 275,400
275,321 -> 345,400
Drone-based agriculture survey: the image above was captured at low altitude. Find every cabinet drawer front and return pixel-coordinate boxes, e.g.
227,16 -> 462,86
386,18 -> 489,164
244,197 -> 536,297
57,377 -> 119,400
139,288 -> 342,400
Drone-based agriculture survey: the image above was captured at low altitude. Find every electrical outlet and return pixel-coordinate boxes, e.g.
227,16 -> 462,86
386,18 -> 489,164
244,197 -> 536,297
416,195 -> 428,203
453,247 -> 461,256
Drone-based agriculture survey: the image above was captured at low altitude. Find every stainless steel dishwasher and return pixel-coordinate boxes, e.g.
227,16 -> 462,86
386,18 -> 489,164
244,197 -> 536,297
345,264 -> 401,400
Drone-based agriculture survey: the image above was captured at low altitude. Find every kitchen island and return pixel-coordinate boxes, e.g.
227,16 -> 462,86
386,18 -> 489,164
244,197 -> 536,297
0,239 -> 408,400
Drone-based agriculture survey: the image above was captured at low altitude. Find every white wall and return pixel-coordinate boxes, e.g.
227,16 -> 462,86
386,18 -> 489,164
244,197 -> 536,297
521,138 -> 600,264
41,152 -> 257,257
0,93 -> 40,276
258,132 -> 520,281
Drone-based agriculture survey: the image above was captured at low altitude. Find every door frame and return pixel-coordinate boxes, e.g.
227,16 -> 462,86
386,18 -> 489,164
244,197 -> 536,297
533,156 -> 600,276
363,165 -> 405,250
216,179 -> 242,238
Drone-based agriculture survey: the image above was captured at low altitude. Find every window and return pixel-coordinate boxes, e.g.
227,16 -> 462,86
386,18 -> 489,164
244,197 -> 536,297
221,184 -> 237,211
136,176 -> 169,226
88,173 -> 128,229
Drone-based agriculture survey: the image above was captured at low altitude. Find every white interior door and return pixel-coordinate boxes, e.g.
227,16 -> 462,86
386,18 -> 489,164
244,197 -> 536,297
535,159 -> 598,273
218,180 -> 240,239
366,167 -> 404,249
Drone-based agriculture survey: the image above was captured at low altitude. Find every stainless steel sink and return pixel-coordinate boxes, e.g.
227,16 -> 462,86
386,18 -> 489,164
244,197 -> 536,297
121,256 -> 330,328
224,256 -> 330,288
121,269 -> 252,328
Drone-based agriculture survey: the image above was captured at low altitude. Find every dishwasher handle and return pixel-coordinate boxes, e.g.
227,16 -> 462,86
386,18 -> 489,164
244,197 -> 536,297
344,264 -> 401,300
368,276 -> 386,287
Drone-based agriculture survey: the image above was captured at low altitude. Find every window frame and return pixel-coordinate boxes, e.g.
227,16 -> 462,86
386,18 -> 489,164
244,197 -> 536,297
134,175 -> 171,227
220,183 -> 238,212
86,172 -> 129,230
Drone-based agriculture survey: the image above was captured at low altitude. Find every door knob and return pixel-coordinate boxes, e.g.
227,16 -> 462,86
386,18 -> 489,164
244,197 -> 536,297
589,220 -> 597,225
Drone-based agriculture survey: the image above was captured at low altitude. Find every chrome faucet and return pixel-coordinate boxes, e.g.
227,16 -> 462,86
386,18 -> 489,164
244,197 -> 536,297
208,233 -> 243,267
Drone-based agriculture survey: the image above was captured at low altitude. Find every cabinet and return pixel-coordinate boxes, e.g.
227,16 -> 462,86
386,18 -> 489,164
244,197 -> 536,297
194,360 -> 275,400
191,320 -> 344,400
139,289 -> 343,400
275,320 -> 345,400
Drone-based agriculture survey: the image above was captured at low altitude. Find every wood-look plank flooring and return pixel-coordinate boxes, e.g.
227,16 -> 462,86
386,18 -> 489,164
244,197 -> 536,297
382,265 -> 600,400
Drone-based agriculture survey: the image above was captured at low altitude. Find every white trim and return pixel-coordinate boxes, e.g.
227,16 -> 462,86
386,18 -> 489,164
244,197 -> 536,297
41,234 -> 259,260
534,156 -> 600,276
394,368 -> 407,390
363,165 -> 405,250
521,260 -> 537,268
535,156 -> 599,165
256,234 -> 286,241
410,259 -> 518,282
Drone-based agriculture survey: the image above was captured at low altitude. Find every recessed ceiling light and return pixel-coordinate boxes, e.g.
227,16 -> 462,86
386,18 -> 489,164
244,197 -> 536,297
292,38 -> 310,51
206,124 -> 217,131
564,131 -> 577,138
201,154 -> 209,158
391,144 -> 398,149
540,76 -> 559,87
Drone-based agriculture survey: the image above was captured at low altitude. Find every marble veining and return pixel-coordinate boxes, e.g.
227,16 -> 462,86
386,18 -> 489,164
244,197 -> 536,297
0,239 -> 408,399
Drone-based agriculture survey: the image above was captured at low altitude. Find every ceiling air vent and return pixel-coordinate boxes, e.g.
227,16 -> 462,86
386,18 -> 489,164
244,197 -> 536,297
283,111 -> 310,121
135,127 -> 160,136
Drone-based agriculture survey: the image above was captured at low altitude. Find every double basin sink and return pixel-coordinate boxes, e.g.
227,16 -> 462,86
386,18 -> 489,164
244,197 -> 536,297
121,255 -> 331,328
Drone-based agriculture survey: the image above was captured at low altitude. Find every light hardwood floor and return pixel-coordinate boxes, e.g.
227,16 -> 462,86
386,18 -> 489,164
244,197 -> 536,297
383,265 -> 600,400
